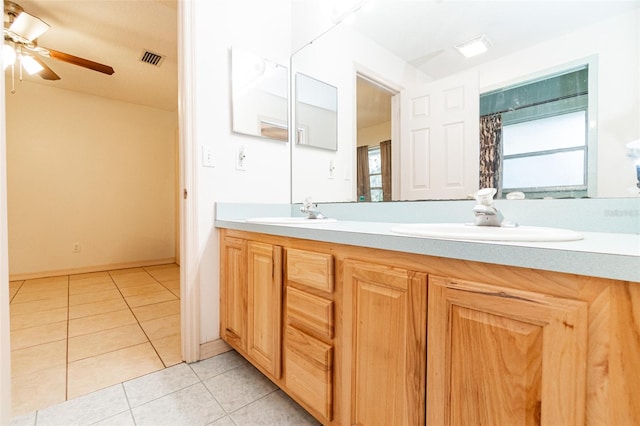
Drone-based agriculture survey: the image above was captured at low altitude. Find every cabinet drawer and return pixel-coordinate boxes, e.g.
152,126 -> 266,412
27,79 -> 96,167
286,248 -> 334,293
285,326 -> 333,421
287,286 -> 334,339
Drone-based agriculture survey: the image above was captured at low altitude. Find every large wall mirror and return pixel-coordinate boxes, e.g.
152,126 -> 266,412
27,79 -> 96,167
290,0 -> 640,203
231,47 -> 289,142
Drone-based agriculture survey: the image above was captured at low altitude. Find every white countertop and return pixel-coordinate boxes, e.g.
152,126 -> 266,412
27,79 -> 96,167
215,218 -> 640,283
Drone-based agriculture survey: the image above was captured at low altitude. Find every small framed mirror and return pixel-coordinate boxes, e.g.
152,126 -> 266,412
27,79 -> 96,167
231,47 -> 288,142
295,72 -> 338,151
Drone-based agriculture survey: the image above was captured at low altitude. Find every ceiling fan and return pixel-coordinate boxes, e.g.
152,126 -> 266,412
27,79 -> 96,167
3,1 -> 114,81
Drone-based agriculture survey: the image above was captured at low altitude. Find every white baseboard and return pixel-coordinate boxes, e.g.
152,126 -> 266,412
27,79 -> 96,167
9,257 -> 177,281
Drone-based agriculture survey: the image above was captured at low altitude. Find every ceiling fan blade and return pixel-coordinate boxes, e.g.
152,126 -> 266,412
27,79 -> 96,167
30,55 -> 61,80
47,48 -> 115,75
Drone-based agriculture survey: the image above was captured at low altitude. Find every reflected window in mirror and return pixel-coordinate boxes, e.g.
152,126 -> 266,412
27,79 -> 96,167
480,66 -> 589,199
231,47 -> 289,142
368,146 -> 383,201
357,140 -> 392,202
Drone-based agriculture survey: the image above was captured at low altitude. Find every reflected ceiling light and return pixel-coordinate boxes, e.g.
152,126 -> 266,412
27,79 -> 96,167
455,34 -> 492,58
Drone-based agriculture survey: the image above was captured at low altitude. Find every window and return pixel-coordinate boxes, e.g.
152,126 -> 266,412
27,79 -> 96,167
368,146 -> 383,201
480,66 -> 589,198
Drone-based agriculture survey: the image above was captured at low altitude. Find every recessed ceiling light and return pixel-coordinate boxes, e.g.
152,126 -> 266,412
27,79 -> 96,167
455,34 -> 492,58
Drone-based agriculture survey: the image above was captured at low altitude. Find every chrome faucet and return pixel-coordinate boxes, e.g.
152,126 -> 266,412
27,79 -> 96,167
472,188 -> 504,226
300,198 -> 326,219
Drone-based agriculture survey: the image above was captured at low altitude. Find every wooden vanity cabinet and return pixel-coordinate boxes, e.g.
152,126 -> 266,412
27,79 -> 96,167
427,275 -> 588,425
220,229 -> 640,426
220,236 -> 283,379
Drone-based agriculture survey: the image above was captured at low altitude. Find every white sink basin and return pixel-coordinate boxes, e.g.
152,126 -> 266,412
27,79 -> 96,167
390,223 -> 583,242
245,217 -> 337,225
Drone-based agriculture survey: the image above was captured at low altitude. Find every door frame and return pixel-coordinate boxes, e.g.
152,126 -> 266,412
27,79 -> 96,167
1,37 -> 12,425
354,65 -> 402,200
178,0 -> 200,363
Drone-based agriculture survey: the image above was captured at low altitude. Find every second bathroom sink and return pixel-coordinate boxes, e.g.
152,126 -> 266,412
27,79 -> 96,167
390,223 -> 583,242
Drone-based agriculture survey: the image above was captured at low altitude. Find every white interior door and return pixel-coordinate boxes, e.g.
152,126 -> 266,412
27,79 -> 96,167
400,70 -> 480,200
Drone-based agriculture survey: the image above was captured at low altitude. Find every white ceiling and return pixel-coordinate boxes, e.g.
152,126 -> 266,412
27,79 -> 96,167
352,0 -> 640,80
352,0 -> 640,130
3,0 -> 178,112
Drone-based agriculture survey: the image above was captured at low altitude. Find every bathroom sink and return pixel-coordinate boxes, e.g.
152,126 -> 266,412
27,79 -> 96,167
245,217 -> 337,225
390,223 -> 583,242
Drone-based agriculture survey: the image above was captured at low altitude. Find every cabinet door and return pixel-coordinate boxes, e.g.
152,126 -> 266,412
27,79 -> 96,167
343,260 -> 427,426
427,275 -> 588,425
247,241 -> 283,378
220,236 -> 247,352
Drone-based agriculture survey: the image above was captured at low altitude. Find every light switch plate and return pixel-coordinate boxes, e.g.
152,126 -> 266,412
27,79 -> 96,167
329,160 -> 336,179
202,145 -> 215,168
236,146 -> 247,171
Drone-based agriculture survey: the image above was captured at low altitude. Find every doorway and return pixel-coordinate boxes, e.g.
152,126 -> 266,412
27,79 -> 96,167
356,74 -> 399,202
2,1 -> 184,417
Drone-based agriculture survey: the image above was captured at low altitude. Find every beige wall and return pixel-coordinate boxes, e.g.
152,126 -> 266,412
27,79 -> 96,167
357,121 -> 391,148
6,81 -> 178,277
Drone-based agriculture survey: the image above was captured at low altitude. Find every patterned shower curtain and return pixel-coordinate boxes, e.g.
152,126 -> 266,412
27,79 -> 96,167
479,114 -> 502,193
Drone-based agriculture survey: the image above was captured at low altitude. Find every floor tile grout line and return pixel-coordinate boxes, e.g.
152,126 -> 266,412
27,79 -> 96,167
67,337 -> 160,365
7,280 -> 23,304
67,308 -> 138,339
144,269 -> 179,296
187,360 -> 269,420
8,320 -> 68,337
109,270 -> 171,369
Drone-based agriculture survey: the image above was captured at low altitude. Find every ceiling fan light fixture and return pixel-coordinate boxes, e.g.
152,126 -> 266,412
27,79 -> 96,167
455,34 -> 491,58
3,44 -> 17,69
8,11 -> 50,42
20,54 -> 44,75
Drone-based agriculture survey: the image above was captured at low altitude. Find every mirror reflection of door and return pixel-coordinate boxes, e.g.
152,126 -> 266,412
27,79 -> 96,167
356,75 -> 396,202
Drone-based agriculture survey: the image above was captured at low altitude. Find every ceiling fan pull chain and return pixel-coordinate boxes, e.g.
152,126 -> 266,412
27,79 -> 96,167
11,63 -> 16,94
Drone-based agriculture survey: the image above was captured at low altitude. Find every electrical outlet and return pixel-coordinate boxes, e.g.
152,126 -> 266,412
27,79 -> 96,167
236,146 -> 247,171
202,145 -> 215,168
72,242 -> 81,253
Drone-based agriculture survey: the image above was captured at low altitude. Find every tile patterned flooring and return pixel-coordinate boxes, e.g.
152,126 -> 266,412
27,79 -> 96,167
9,264 -> 318,425
10,351 -> 319,426
9,264 -> 181,417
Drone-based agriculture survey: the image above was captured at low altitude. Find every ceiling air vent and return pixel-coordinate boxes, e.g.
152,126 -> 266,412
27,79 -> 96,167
140,50 -> 165,67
